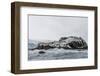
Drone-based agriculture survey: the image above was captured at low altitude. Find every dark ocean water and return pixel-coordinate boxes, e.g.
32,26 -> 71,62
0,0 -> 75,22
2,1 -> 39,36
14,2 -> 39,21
28,48 -> 88,61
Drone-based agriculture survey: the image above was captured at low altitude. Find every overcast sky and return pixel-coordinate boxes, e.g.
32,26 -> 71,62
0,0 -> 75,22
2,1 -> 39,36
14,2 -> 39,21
29,15 -> 88,42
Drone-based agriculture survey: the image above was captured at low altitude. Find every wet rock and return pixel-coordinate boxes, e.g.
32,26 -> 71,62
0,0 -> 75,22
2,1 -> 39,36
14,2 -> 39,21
39,51 -> 45,54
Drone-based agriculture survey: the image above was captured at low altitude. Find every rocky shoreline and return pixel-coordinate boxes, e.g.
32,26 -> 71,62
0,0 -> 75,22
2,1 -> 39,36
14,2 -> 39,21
29,36 -> 88,50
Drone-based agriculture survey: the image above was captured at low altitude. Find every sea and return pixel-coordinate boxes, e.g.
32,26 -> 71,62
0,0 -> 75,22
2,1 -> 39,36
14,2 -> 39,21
28,48 -> 88,61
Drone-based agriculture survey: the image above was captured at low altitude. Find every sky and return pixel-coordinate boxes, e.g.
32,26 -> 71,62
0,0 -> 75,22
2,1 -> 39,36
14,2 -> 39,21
29,15 -> 88,42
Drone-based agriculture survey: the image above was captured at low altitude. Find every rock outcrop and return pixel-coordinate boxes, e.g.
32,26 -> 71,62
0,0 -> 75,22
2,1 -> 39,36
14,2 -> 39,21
59,36 -> 88,49
29,36 -> 88,50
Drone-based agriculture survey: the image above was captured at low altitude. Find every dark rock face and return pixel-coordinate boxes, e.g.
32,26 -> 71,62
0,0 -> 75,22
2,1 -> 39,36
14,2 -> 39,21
59,36 -> 88,49
38,43 -> 51,50
30,36 -> 88,50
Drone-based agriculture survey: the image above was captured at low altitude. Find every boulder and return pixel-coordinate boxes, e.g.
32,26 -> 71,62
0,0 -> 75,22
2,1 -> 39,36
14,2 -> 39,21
39,51 -> 45,54
59,36 -> 88,49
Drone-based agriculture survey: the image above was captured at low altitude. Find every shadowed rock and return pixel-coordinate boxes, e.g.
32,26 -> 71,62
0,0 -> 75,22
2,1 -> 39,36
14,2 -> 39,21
39,51 -> 45,54
59,36 -> 88,49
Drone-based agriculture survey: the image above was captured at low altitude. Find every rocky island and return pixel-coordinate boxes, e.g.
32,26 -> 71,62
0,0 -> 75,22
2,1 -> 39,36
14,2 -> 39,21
29,36 -> 88,50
